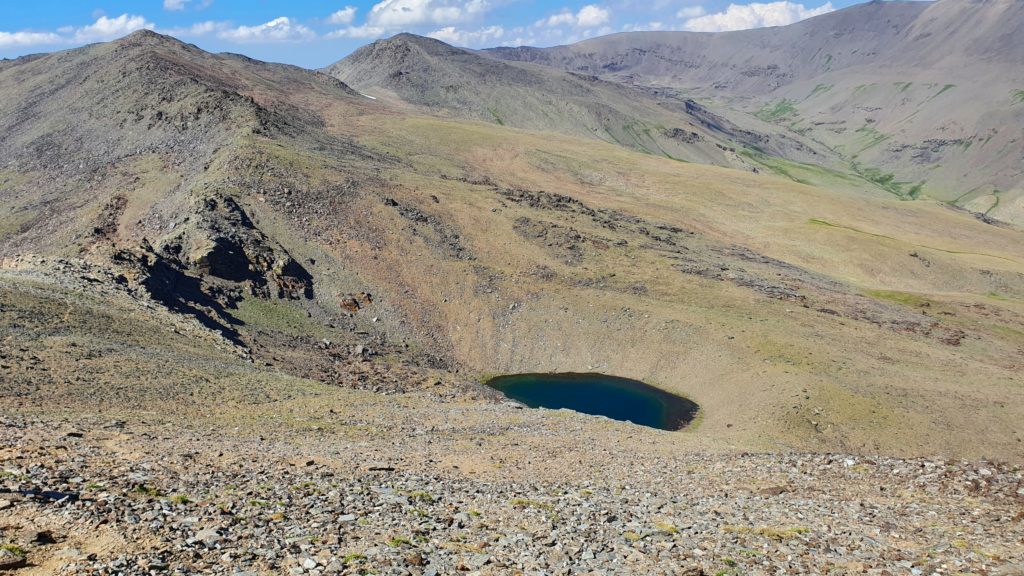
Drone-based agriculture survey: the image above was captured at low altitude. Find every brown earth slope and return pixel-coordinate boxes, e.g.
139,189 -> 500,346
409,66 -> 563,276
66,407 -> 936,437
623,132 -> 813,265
1,30 -> 1023,463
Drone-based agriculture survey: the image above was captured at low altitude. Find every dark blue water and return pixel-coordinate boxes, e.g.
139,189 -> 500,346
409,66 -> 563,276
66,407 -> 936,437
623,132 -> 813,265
485,373 -> 698,431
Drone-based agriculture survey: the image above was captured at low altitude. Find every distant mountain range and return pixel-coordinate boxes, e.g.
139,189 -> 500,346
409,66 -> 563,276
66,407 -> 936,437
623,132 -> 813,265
323,33 -> 833,174
328,0 -> 1024,223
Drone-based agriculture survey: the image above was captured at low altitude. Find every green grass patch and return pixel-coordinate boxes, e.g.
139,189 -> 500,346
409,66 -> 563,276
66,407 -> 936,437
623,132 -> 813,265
387,536 -> 412,547
852,83 -> 876,97
806,83 -> 833,100
894,81 -> 913,93
655,521 -> 680,534
488,108 -> 505,126
1012,90 -> 1024,105
788,121 -> 811,136
741,149 -> 861,189
754,99 -> 799,122
864,290 -> 932,308
853,125 -> 891,153
406,490 -> 435,503
927,84 -> 956,102
740,149 -> 807,184
982,189 -> 1002,215
905,181 -> 925,200
603,126 -> 627,147
232,296 -> 321,338
990,324 -> 1024,341
0,544 -> 26,558
510,498 -> 554,511
133,484 -> 164,498
619,121 -> 672,158
851,161 -> 908,197
342,553 -> 366,564
723,525 -> 810,540
476,371 -> 501,384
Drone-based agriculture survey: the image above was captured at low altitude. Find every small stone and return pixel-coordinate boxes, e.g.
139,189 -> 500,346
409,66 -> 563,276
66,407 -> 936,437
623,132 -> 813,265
28,530 -> 57,545
460,554 -> 490,570
195,528 -> 222,547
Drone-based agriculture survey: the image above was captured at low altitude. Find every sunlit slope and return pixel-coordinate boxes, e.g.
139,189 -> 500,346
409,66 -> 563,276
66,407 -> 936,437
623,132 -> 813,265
487,0 -> 1024,223
0,30 -> 1020,460
306,108 -> 1024,458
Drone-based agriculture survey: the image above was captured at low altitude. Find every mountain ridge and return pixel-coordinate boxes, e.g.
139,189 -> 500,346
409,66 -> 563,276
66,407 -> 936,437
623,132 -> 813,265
484,0 -> 1024,221
324,32 -> 855,181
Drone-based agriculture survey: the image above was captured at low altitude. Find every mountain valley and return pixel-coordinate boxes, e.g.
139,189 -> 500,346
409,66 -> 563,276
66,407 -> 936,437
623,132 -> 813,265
1,2 -> 1023,573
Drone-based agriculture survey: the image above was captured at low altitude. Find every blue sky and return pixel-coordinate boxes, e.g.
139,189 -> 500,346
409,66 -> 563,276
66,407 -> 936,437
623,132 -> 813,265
1,0 -> 893,68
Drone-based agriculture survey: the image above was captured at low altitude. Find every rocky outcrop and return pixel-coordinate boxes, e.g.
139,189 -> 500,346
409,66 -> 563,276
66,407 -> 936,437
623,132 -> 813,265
176,194 -> 313,300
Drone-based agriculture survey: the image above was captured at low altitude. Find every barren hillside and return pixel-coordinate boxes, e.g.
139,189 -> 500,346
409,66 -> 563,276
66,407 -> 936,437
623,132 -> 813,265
487,0 -> 1024,222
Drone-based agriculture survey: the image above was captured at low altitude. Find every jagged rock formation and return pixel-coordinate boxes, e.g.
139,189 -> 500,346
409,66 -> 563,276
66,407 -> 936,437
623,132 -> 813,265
0,30 -> 361,335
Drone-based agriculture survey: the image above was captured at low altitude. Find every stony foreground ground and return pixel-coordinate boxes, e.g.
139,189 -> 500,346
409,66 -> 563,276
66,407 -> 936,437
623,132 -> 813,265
1,415 -> 1022,576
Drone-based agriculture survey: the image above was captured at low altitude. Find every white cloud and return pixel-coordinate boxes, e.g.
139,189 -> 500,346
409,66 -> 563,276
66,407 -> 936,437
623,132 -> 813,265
326,0 -> 492,41
0,14 -> 152,49
0,30 -> 62,48
541,13 -> 575,27
163,0 -> 213,11
538,4 -> 611,29
577,5 -> 611,28
159,20 -> 229,37
326,25 -> 388,39
622,21 -> 666,32
683,1 -> 833,32
328,6 -> 358,25
676,6 -> 706,19
427,24 -> 504,46
72,14 -> 154,43
218,17 -> 316,42
366,0 -> 489,28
